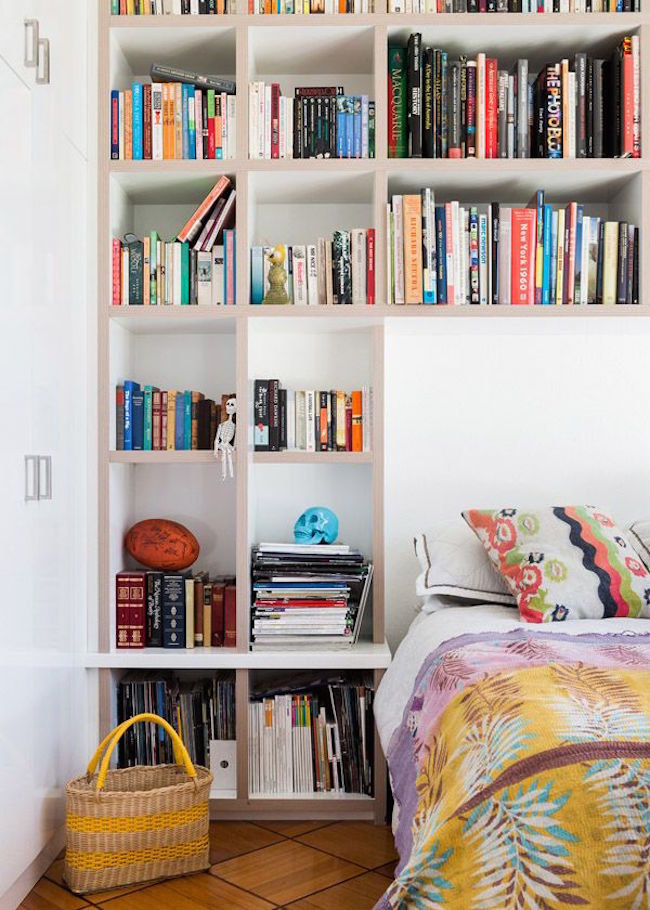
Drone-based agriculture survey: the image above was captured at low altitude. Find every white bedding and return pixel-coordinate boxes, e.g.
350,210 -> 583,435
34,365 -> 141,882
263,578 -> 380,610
375,600 -> 650,753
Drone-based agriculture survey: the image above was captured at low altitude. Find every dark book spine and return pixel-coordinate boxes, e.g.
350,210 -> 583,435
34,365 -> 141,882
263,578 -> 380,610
632,228 -> 639,304
146,572 -> 163,647
319,391 -> 328,452
434,50 -> 443,159
596,219 -> 605,305
534,70 -> 546,158
498,70 -> 508,159
387,46 -> 407,159
617,222 -> 628,304
253,380 -> 270,451
279,387 -> 287,450
131,390 -> 144,450
575,53 -> 587,159
333,231 -> 351,305
435,206 -> 447,304
460,56 -> 467,158
162,574 -> 185,649
293,93 -> 302,160
586,60 -> 594,158
423,48 -> 434,159
407,33 -> 422,158
592,60 -> 604,159
269,379 -> 280,451
491,202 -> 499,306
626,224 -> 635,306
449,60 -> 461,158
440,52 -> 448,159
466,61 -> 476,158
127,240 -> 144,305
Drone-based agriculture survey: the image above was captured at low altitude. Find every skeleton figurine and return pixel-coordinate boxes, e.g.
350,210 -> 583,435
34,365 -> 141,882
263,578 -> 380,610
214,397 -> 236,480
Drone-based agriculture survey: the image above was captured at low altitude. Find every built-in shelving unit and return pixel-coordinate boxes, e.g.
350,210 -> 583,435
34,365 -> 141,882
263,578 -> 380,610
96,0 -> 649,823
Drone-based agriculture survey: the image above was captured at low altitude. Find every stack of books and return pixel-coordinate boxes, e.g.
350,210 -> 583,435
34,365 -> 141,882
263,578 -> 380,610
115,385 -> 234,451
250,230 -> 375,306
111,65 -> 236,161
254,383 -> 372,452
112,0 -> 232,12
116,571 -> 236,649
250,543 -> 373,649
117,672 -> 236,769
388,37 -> 641,159
112,177 -> 236,307
387,190 -> 639,306
248,84 -> 376,159
248,677 -> 374,794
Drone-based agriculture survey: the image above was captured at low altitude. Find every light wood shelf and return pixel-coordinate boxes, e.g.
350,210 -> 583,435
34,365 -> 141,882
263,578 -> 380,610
97,0 -> 648,824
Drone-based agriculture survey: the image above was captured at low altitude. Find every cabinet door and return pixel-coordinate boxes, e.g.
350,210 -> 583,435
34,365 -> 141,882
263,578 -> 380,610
0,0 -> 35,77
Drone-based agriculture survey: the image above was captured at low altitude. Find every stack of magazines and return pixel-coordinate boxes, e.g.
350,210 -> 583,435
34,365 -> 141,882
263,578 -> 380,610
248,675 -> 374,795
250,543 -> 373,650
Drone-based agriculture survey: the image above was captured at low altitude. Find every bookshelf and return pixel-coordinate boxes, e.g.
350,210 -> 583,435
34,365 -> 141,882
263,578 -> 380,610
96,0 -> 650,823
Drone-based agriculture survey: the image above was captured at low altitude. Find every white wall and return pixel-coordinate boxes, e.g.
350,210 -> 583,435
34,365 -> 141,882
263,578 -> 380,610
385,316 -> 650,649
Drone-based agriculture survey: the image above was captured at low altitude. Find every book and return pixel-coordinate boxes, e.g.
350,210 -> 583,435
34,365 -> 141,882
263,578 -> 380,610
116,571 -> 146,649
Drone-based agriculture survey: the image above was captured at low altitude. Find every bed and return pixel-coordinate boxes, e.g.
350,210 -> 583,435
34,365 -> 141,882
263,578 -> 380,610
373,601 -> 650,909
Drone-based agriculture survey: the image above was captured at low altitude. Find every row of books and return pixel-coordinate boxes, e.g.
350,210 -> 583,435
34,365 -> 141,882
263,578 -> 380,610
387,190 -> 639,306
248,84 -> 376,159
249,0 -> 373,10
116,383 -> 235,450
116,571 -> 237,649
389,36 -> 641,159
251,230 -> 375,306
110,67 -> 236,161
389,0 -> 638,9
112,0 -> 232,11
249,676 -> 374,794
117,672 -> 236,770
254,383 -> 372,452
250,543 -> 373,649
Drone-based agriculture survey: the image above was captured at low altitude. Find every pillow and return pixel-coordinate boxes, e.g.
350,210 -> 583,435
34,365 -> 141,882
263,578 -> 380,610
462,506 -> 650,623
414,521 -> 516,606
629,520 -> 650,569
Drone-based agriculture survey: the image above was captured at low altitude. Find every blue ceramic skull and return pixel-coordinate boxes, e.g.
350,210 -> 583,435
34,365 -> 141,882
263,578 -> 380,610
294,507 -> 339,545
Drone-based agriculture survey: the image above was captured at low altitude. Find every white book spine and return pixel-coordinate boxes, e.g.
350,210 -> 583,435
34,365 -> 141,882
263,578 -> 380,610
278,96 -> 286,160
325,240 -> 334,305
286,390 -> 296,450
305,391 -> 316,452
351,228 -> 366,305
633,35 -> 641,157
173,243 -> 182,306
498,207 -> 511,305
362,385 -> 370,452
286,98 -> 293,159
580,216 -> 590,306
121,248 -> 129,305
316,237 -> 327,305
361,96 -> 369,159
555,208 -> 565,305
194,89 -> 203,160
151,84 -> 163,160
295,391 -> 306,450
392,196 -> 405,305
212,245 -> 224,306
478,213 -> 488,306
227,95 -> 236,159
264,84 -> 272,159
451,201 -> 461,306
249,83 -> 256,158
306,244 -> 318,305
220,92 -> 228,161
386,204 -> 393,305
292,246 -> 308,305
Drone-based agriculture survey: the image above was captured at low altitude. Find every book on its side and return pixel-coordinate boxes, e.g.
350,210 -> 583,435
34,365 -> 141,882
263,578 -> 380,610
150,64 -> 236,95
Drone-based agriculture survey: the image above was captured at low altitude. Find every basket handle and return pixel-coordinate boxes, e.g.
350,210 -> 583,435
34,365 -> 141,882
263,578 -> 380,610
88,713 -> 197,792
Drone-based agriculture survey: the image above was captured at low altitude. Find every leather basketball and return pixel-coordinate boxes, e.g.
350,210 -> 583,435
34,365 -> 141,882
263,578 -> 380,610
125,519 -> 200,571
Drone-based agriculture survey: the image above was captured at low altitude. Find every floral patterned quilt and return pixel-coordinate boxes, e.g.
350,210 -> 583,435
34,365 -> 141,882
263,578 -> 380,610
375,629 -> 650,910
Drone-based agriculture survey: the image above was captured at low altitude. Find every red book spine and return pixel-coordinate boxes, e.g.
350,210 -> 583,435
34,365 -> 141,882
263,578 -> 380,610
565,202 -> 577,305
143,84 -> 152,160
116,571 -> 145,649
622,40 -> 634,157
224,585 -> 236,648
112,239 -> 122,305
120,0 -> 126,12
211,584 -> 225,647
478,0 -> 487,11
271,83 -> 280,160
161,391 -> 168,451
510,208 -> 536,305
486,59 -> 498,159
111,93 -> 119,159
152,390 -> 162,451
208,117 -> 216,160
366,228 -> 375,305
345,404 -> 352,451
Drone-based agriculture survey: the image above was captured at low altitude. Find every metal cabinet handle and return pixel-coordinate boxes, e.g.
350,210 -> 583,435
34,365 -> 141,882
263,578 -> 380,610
24,19 -> 39,68
36,37 -> 50,85
38,456 -> 52,500
25,455 -> 39,502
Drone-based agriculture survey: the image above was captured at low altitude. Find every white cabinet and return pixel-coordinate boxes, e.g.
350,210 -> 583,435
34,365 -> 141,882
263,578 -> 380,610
0,4 -> 89,905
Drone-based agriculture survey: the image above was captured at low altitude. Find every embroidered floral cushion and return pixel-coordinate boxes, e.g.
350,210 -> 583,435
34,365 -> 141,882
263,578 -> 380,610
462,506 -> 650,622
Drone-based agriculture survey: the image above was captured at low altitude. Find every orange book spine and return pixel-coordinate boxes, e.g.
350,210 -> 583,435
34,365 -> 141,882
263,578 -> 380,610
351,390 -> 362,452
402,194 -> 423,305
112,239 -> 122,306
124,89 -> 133,160
177,175 -> 231,243
174,84 -> 183,160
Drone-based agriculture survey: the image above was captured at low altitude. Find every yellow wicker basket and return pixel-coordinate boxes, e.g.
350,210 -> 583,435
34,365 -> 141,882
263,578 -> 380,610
64,712 -> 213,894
